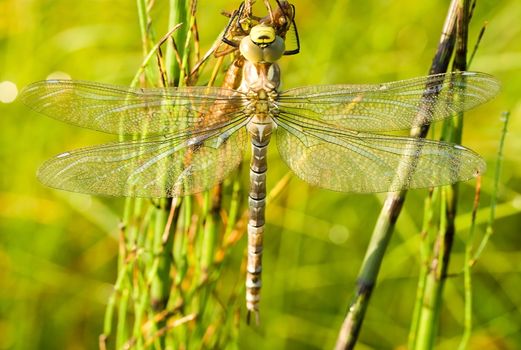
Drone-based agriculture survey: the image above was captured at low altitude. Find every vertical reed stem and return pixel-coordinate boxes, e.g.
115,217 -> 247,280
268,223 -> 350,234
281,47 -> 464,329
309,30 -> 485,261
413,2 -> 469,348
335,1 -> 460,348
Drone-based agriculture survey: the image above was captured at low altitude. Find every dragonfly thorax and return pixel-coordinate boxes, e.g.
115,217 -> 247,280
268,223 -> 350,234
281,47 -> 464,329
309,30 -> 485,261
245,91 -> 277,146
240,60 -> 281,92
241,61 -> 280,146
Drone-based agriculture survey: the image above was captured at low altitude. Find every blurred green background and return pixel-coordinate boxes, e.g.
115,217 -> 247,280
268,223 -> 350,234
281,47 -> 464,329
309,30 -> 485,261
1,0 -> 520,349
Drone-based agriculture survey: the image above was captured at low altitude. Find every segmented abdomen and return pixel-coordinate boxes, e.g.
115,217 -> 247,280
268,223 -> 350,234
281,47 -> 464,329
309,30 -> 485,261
246,126 -> 270,321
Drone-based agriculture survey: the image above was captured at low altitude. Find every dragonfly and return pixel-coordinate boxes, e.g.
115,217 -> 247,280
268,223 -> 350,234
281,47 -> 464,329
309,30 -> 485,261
20,19 -> 499,322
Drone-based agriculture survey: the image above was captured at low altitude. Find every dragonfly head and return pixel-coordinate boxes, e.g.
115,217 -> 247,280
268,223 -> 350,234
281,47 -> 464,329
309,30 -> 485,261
240,24 -> 285,64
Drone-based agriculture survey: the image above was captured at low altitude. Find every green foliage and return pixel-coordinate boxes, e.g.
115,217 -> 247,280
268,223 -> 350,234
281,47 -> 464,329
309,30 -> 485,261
1,0 -> 520,349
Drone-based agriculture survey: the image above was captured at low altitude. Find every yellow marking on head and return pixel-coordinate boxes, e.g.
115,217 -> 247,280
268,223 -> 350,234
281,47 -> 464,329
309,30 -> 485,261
240,24 -> 285,63
250,24 -> 276,45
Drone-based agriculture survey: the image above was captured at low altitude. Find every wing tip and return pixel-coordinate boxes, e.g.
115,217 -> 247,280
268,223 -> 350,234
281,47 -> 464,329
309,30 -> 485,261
462,71 -> 502,99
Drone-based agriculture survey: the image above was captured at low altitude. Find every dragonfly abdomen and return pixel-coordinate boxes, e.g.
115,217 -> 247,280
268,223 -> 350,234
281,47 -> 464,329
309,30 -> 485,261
246,125 -> 271,321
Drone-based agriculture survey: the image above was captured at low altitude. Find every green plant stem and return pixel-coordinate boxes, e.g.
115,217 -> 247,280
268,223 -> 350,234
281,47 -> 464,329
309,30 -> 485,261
458,177 -> 481,350
473,112 -> 510,261
459,111 -> 510,349
136,0 -> 151,57
414,2 -> 469,348
334,1 -> 460,348
408,189 -> 436,348
166,0 -> 188,85
116,288 -> 130,349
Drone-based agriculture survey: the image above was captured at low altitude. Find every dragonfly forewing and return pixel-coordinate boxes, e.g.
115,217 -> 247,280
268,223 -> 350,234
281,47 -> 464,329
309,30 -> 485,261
21,80 -> 247,135
277,71 -> 500,132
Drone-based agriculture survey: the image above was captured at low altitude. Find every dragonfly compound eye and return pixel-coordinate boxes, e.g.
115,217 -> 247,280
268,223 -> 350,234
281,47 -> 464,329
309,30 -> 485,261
261,36 -> 284,63
240,24 -> 285,63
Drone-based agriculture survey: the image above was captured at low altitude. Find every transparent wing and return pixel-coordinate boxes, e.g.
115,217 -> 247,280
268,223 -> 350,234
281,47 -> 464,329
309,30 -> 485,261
276,120 -> 484,193
37,123 -> 248,197
277,72 -> 500,132
20,80 -> 247,135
